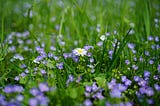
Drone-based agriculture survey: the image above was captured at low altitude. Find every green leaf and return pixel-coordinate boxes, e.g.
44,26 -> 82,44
94,76 -> 106,87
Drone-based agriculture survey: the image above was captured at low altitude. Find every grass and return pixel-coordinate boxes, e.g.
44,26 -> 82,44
0,0 -> 160,106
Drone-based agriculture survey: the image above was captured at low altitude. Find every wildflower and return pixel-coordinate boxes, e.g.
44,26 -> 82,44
66,74 -> 74,87
158,64 -> 160,73
125,60 -> 130,65
29,98 -> 38,106
84,99 -> 92,106
144,71 -> 150,77
56,62 -> 63,70
149,59 -> 154,64
13,54 -> 24,61
38,83 -> 49,92
128,43 -> 135,49
73,48 -> 87,56
16,94 -> 24,102
148,36 -> 154,41
154,84 -> 160,91
84,45 -> 94,50
100,35 -> 106,41
97,41 -> 103,46
110,88 -> 122,98
155,36 -> 159,42
30,88 -> 41,96
40,69 -> 46,75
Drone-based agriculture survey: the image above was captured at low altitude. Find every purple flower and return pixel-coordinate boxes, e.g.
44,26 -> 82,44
89,58 -> 94,63
105,102 -> 112,106
149,60 -> 154,64
20,72 -> 26,77
16,94 -> 24,102
139,87 -> 146,94
117,84 -> 127,92
85,86 -> 92,92
84,45 -> 94,50
38,83 -> 49,92
139,57 -> 143,62
25,69 -> 29,73
154,84 -> 160,91
158,64 -> 160,73
66,75 -> 74,86
92,82 -> 99,92
94,92 -> 104,99
124,79 -> 132,86
14,76 -> 20,81
108,50 -> 113,59
147,99 -> 154,105
128,43 -> 135,49
148,36 -> 154,41
108,79 -> 116,89
121,76 -> 127,82
125,60 -> 130,65
146,87 -> 154,96
3,85 -> 24,93
13,85 -> 24,93
83,99 -> 92,106
97,41 -> 103,46
13,54 -> 24,61
132,65 -> 138,70
155,36 -> 159,42
48,52 -> 53,58
29,98 -> 38,106
63,53 -> 72,59
138,79 -> 147,87
110,89 -> 122,98
144,71 -> 150,77
36,95 -> 49,106
30,88 -> 41,96
20,64 -> 27,68
40,69 -> 46,75
72,55 -> 79,62
56,62 -> 63,70
50,46 -> 56,51
145,51 -> 150,56
53,56 -> 59,60
134,76 -> 140,82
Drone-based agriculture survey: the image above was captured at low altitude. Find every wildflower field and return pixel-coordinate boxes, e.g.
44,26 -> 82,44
0,0 -> 160,106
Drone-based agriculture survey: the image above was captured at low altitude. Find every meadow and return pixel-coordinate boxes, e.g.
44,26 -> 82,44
0,0 -> 160,106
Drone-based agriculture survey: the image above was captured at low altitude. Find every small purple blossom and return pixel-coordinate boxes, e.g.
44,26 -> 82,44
154,84 -> 160,91
84,45 -> 94,50
125,60 -> 130,65
30,88 -> 41,96
134,76 -> 140,82
29,98 -> 38,106
149,60 -> 154,64
97,41 -> 103,46
128,43 -> 135,49
110,88 -> 122,98
144,71 -> 150,77
83,99 -> 92,106
56,62 -> 63,70
38,83 -> 49,92
40,69 -> 46,75
124,79 -> 132,86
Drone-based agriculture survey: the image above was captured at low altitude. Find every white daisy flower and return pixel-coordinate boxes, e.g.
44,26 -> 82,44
73,48 -> 87,56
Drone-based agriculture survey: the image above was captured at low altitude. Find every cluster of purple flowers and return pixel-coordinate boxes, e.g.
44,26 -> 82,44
108,77 -> 131,98
29,82 -> 50,106
3,85 -> 24,94
83,82 -> 104,106
0,85 -> 24,106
